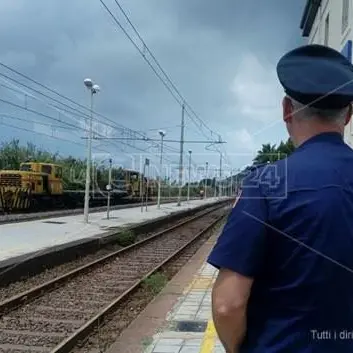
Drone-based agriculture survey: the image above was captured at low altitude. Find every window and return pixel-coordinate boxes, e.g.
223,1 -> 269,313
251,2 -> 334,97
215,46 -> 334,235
41,165 -> 52,175
342,0 -> 349,34
324,14 -> 330,46
20,164 -> 32,171
54,166 -> 62,178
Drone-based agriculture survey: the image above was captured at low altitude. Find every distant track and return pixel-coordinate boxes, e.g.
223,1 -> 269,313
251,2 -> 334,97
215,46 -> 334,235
0,197 -> 198,225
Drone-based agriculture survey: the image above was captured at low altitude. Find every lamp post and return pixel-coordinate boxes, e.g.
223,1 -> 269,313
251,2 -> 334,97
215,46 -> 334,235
187,150 -> 192,202
106,158 -> 112,220
83,78 -> 100,224
157,130 -> 166,209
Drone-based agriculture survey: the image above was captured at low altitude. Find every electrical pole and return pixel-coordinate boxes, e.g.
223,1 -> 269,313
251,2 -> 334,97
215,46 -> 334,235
107,158 -> 112,220
214,168 -> 217,199
205,161 -> 208,199
219,152 -> 222,198
157,130 -> 165,209
177,104 -> 185,206
84,91 -> 93,224
230,168 -> 233,197
187,150 -> 192,202
145,158 -> 150,211
141,159 -> 146,213
83,79 -> 100,224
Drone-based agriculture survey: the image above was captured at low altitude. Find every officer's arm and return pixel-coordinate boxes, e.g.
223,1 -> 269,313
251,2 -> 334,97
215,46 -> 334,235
212,269 -> 253,353
207,178 -> 267,353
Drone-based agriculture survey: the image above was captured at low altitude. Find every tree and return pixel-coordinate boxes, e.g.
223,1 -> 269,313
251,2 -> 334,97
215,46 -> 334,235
277,138 -> 295,157
253,138 -> 295,165
253,143 -> 278,164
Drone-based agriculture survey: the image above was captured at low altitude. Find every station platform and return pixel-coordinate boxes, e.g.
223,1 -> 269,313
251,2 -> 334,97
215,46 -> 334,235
0,197 -> 226,264
144,263 -> 224,353
107,229 -> 225,353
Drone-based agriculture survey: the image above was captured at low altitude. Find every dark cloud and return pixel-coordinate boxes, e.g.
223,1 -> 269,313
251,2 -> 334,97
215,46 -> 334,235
0,0 -> 307,172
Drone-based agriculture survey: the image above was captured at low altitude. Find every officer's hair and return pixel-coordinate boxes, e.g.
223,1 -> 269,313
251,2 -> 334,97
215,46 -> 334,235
288,97 -> 348,123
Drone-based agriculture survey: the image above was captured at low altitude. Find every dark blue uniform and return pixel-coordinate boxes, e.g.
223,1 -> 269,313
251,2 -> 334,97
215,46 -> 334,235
208,44 -> 353,353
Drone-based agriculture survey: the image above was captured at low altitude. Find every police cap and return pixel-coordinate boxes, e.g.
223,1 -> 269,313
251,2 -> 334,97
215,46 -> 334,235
277,44 -> 353,109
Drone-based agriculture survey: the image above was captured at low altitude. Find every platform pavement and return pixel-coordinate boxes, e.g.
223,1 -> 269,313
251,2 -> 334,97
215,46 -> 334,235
0,197 -> 226,263
143,262 -> 225,353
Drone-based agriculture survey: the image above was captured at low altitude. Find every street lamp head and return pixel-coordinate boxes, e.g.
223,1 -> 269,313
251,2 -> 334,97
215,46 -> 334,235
158,129 -> 166,137
84,78 -> 93,89
92,84 -> 100,94
188,150 -> 192,154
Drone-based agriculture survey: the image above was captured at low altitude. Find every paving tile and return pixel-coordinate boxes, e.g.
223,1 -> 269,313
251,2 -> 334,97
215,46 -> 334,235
195,314 -> 210,321
159,331 -> 205,339
153,344 -> 181,353
173,313 -> 196,320
188,289 -> 206,297
196,313 -> 211,319
198,306 -> 211,312
185,297 -> 204,302
179,306 -> 200,312
179,347 -> 200,353
185,296 -> 204,300
182,300 -> 202,306
183,338 -> 203,346
180,305 -> 200,311
201,302 -> 211,307
157,338 -> 184,346
202,296 -> 212,301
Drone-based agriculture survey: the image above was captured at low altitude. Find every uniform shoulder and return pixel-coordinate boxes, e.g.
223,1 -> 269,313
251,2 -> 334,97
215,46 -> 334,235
239,160 -> 286,196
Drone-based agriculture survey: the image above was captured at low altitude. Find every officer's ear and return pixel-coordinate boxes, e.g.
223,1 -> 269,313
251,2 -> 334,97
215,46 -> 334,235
282,96 -> 293,123
344,104 -> 353,126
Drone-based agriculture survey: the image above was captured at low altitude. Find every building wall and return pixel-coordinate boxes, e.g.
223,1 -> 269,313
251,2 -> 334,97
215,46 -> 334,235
304,0 -> 353,146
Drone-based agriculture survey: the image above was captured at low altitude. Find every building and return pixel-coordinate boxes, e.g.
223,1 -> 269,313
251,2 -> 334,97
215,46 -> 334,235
299,0 -> 353,146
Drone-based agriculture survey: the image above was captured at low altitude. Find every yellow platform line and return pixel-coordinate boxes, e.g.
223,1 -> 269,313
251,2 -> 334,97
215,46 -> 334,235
199,320 -> 217,353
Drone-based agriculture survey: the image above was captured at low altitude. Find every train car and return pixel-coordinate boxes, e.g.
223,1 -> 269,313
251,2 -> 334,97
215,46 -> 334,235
0,162 -> 127,213
0,162 -> 63,212
122,169 -> 157,200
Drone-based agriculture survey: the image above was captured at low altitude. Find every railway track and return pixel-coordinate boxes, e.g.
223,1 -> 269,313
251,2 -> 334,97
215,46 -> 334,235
0,203 -> 229,353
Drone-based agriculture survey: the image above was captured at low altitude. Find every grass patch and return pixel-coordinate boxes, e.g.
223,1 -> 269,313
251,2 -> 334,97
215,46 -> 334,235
142,272 -> 168,295
116,230 -> 136,247
141,336 -> 154,349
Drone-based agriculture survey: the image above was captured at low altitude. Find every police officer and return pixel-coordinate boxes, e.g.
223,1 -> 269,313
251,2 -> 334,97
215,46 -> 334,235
208,44 -> 353,353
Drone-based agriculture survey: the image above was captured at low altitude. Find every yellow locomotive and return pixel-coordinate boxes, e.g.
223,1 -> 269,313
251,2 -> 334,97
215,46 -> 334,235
0,162 -> 158,213
0,162 -> 64,212
122,169 -> 157,199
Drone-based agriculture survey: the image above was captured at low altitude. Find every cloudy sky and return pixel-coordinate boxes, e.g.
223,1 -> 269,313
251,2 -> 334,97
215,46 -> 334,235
0,0 -> 306,180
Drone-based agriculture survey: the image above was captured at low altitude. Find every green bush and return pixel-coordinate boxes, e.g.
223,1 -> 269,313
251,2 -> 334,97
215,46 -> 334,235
116,230 -> 136,246
142,272 -> 168,295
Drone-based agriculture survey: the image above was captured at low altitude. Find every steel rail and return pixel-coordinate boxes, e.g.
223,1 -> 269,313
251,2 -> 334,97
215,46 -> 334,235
0,201 -> 228,315
50,208 -> 227,353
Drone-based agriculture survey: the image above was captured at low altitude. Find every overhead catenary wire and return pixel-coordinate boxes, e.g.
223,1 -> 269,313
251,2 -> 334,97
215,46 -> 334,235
0,120 -> 110,154
0,71 -> 185,166
99,0 -> 224,145
112,0 -> 223,142
0,64 -> 193,165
